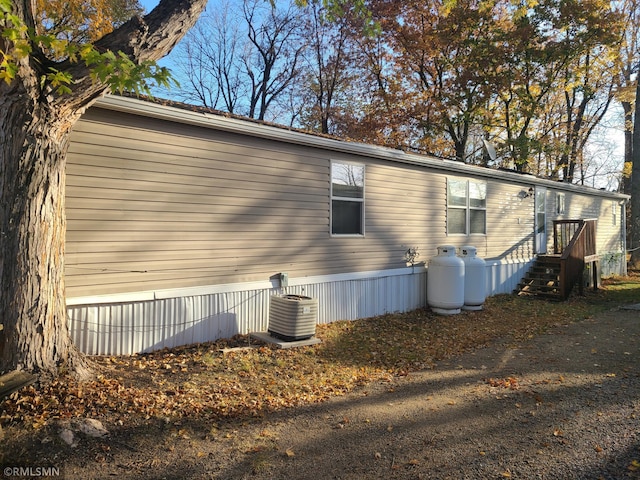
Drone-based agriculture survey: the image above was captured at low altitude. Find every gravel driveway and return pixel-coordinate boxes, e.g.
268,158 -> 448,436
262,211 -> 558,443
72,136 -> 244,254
205,306 -> 640,480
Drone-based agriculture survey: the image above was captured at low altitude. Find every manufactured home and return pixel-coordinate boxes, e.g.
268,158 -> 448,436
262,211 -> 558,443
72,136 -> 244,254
65,95 -> 629,355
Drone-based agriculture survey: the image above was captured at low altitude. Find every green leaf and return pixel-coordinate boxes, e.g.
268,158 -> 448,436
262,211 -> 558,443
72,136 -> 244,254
0,0 -> 11,14
45,68 -> 73,95
12,39 -> 31,57
0,58 -> 17,83
2,27 -> 21,41
1,9 -> 177,96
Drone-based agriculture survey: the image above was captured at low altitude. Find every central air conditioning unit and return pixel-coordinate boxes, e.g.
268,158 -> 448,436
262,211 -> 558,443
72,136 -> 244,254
268,294 -> 318,341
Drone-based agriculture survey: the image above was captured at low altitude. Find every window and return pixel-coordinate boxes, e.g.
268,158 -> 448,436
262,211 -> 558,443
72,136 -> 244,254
612,201 -> 618,226
447,178 -> 486,235
556,193 -> 565,215
331,161 -> 364,235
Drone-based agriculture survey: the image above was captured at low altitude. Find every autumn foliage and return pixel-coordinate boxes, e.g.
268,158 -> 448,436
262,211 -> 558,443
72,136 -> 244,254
35,0 -> 143,42
177,0 -> 628,185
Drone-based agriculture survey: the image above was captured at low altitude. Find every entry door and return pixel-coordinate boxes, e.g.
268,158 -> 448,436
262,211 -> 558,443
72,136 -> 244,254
535,187 -> 547,254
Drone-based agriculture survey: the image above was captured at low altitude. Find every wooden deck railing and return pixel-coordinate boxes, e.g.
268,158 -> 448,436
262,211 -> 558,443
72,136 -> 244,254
553,219 -> 597,299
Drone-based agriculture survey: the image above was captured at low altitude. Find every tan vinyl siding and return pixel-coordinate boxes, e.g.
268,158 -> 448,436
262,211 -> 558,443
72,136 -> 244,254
66,109 -> 332,296
546,190 -> 624,255
361,163 -> 444,268
355,168 -> 534,266
597,200 -> 624,254
485,182 -> 535,259
66,104 -> 623,299
365,162 -> 444,238
67,110 -> 457,297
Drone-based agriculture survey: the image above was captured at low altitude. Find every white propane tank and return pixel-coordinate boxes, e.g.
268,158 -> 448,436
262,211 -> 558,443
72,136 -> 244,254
427,245 -> 465,315
460,245 -> 486,311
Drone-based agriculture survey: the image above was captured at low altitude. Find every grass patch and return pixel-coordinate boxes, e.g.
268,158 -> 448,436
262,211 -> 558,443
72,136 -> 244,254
2,271 -> 639,430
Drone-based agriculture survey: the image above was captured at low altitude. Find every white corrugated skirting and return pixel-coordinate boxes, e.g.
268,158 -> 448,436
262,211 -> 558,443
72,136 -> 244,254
68,259 -> 534,356
599,253 -> 627,277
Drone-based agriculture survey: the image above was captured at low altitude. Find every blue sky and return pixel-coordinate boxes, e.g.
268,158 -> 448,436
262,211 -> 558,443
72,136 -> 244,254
136,0 -> 184,98
139,0 -> 160,13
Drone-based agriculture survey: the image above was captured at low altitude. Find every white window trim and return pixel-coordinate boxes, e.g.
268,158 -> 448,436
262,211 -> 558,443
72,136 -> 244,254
330,160 -> 365,237
556,192 -> 566,215
446,178 -> 487,236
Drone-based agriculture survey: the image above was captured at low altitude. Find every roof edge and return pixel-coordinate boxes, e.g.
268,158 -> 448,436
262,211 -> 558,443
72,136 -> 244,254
93,94 -> 629,201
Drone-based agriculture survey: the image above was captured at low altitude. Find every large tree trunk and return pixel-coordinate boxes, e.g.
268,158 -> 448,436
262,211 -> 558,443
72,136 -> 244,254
0,0 -> 207,377
0,95 -> 88,376
630,79 -> 640,268
622,101 -> 633,195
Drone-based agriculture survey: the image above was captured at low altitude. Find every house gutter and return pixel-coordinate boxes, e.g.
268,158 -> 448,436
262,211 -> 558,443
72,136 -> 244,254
93,95 -> 629,202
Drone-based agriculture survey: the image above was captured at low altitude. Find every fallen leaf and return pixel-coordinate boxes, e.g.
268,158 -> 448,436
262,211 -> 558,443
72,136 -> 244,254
285,449 -> 295,457
486,377 -> 519,390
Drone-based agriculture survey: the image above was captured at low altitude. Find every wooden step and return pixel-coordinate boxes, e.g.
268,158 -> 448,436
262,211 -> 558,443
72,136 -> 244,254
529,266 -> 560,274
517,283 -> 560,293
522,273 -> 558,281
518,291 -> 563,300
517,285 -> 562,297
519,275 -> 559,285
514,254 -> 569,299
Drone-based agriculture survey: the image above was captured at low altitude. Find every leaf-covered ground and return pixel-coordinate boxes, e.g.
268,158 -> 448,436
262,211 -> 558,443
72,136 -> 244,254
2,272 -> 638,434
